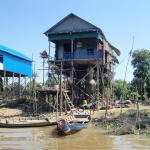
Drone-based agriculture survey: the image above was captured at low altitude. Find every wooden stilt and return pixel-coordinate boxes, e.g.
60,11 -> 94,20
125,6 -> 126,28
12,72 -> 14,97
24,76 -> 27,98
96,39 -> 100,109
59,61 -> 63,115
42,58 -> 45,86
3,71 -> 6,99
71,39 -> 74,103
48,41 -> 51,87
96,59 -> 100,109
18,74 -> 21,99
29,78 -> 32,100
56,89 -> 59,122
4,70 -> 6,89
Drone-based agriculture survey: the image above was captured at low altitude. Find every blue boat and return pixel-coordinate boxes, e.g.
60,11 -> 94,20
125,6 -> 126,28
57,119 -> 88,135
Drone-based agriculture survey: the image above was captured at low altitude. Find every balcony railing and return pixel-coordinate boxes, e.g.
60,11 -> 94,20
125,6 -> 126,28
63,49 -> 103,60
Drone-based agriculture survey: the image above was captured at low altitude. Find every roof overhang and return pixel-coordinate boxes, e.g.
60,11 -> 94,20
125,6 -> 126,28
108,43 -> 121,56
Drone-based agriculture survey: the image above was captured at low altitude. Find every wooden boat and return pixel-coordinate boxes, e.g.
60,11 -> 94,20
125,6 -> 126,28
57,119 -> 88,135
0,119 -> 56,128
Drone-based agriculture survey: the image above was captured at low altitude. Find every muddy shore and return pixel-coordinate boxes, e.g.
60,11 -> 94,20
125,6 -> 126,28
1,104 -> 150,136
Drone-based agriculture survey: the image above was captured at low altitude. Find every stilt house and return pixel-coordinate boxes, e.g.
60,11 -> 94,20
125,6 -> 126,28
44,13 -> 120,108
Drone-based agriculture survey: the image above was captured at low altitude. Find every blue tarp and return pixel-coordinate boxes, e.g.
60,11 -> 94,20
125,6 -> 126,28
117,100 -> 123,104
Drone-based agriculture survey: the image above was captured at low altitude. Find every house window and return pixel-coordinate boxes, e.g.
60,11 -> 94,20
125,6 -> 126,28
64,43 -> 71,52
87,49 -> 94,55
77,42 -> 82,48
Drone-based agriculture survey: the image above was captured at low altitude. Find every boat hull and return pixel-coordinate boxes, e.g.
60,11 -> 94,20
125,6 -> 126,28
57,121 -> 88,135
0,120 -> 56,128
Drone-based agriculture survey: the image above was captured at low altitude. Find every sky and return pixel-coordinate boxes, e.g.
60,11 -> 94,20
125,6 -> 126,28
0,0 -> 150,83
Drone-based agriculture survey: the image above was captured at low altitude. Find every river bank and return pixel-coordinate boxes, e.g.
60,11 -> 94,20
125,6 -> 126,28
1,103 -> 150,137
92,104 -> 150,136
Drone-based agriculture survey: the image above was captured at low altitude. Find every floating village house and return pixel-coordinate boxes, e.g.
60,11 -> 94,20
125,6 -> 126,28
0,45 -> 32,99
44,13 -> 120,110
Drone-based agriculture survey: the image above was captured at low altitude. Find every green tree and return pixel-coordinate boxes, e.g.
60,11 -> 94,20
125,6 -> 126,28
131,49 -> 150,100
113,80 -> 132,100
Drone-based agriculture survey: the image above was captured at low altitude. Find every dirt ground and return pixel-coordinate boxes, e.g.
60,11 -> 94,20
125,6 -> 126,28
0,108 -> 22,117
0,104 -> 149,119
93,104 -> 150,118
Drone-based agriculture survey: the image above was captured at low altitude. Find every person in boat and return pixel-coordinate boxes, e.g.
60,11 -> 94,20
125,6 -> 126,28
58,119 -> 71,135
58,119 -> 87,135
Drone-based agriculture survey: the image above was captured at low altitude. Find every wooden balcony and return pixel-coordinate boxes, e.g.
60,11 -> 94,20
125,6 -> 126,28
63,50 -> 103,60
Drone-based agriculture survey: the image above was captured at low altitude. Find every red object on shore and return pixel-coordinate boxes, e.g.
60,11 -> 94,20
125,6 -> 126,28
107,105 -> 113,109
92,107 -> 96,111
99,44 -> 105,54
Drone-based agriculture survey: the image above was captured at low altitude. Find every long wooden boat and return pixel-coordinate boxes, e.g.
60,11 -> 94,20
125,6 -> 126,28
0,119 -> 56,128
57,119 -> 88,135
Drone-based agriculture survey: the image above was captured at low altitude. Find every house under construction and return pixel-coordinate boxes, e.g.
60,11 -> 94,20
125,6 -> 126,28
43,13 -> 120,113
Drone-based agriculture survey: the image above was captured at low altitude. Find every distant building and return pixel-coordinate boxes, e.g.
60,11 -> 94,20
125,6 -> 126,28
0,45 -> 32,78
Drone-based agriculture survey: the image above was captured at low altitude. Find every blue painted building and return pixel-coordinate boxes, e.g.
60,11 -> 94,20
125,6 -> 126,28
44,13 -> 120,71
0,45 -> 32,78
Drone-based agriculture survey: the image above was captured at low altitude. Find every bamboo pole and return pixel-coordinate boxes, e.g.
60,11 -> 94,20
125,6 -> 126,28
42,58 -> 45,86
56,89 -> 59,122
59,61 -> 63,115
136,96 -> 141,133
96,59 -> 100,109
12,72 -> 14,98
18,74 -> 21,99
71,39 -> 74,103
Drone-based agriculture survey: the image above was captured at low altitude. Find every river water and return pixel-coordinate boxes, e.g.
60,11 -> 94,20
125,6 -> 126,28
0,125 -> 150,150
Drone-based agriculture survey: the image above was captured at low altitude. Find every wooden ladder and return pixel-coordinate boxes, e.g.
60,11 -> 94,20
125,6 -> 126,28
63,92 -> 75,112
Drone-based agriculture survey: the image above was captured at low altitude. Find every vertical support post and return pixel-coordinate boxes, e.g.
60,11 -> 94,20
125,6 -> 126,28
59,61 -> 63,115
6,77 -> 8,87
42,58 -> 45,86
56,89 -> 59,122
96,59 -> 100,109
49,41 -> 51,59
48,41 -> 51,112
29,78 -> 31,100
101,39 -> 105,106
12,72 -> 14,98
3,71 -> 6,98
64,77 -> 67,113
0,76 -> 3,94
24,76 -> 27,98
18,74 -> 21,99
96,39 -> 100,109
48,41 -> 51,87
71,39 -> 74,103
3,71 -> 6,89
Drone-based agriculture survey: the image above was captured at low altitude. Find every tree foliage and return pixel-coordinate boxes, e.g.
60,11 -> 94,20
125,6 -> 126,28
113,80 -> 139,101
113,80 -> 131,100
131,49 -> 150,99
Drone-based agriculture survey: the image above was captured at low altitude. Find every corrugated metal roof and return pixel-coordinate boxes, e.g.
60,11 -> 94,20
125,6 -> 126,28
0,45 -> 32,61
44,13 -> 104,36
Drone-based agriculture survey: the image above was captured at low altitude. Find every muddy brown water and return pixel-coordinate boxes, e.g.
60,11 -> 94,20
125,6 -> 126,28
0,125 -> 150,150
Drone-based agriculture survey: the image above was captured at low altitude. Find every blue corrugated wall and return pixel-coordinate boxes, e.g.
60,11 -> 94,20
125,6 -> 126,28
0,51 -> 32,78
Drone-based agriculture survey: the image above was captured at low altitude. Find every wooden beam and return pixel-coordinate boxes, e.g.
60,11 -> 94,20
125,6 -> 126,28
59,61 -> 63,115
48,32 -> 99,41
96,59 -> 100,108
71,39 -> 74,103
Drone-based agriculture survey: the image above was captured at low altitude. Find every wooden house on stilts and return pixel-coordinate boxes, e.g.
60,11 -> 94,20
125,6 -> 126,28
44,13 -> 120,112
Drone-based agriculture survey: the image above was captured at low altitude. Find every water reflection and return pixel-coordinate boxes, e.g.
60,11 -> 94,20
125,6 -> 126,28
0,125 -> 150,150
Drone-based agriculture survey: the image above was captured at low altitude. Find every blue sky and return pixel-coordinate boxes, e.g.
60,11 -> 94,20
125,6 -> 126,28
0,0 -> 150,82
